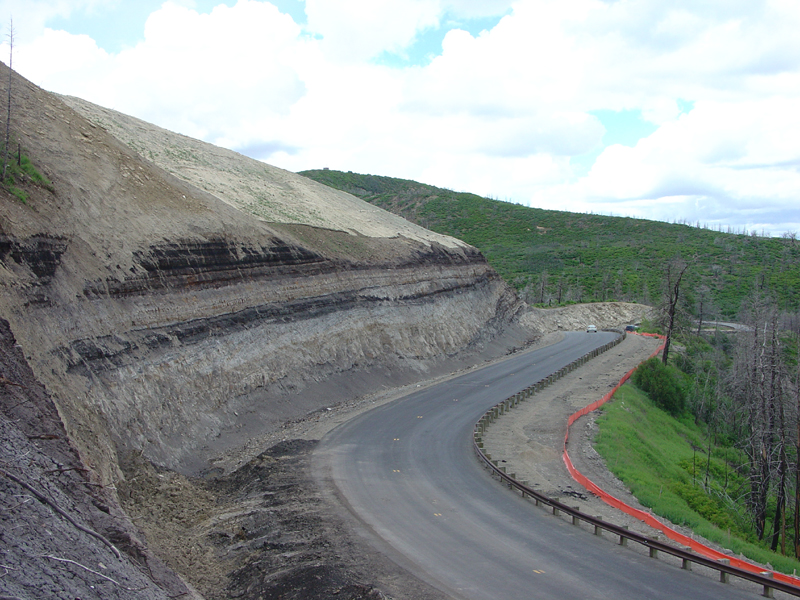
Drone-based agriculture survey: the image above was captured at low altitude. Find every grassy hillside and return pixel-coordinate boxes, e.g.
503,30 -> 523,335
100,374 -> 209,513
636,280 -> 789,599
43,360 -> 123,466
300,170 -> 800,318
596,382 -> 800,575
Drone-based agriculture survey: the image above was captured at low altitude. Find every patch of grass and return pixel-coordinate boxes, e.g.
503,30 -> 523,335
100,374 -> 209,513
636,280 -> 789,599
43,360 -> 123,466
595,383 -> 800,574
2,147 -> 53,202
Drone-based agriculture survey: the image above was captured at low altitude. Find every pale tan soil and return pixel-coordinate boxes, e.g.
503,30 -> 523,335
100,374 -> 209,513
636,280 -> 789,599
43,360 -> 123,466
60,95 -> 466,249
206,302 -> 651,474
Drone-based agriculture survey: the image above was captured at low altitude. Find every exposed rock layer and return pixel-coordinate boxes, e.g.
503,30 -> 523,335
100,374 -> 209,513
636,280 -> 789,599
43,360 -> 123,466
0,67 -> 666,600
0,66 -> 528,483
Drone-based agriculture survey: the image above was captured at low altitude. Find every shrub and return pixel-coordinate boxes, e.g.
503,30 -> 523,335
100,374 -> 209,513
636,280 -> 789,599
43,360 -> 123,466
632,357 -> 686,415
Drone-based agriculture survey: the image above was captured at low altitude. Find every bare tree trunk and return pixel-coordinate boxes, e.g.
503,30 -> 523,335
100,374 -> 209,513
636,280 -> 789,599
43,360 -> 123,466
538,271 -> 548,304
771,343 -> 787,552
795,413 -> 800,557
2,18 -> 13,182
662,258 -> 689,366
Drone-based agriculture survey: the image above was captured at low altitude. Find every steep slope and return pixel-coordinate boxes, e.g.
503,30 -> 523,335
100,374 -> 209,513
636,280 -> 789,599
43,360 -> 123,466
0,66 -> 531,597
0,67 -> 530,476
60,94 -> 465,248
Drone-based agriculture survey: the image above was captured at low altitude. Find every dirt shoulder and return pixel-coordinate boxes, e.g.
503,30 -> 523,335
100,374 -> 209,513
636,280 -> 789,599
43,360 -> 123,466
480,332 -> 783,597
482,333 -> 665,528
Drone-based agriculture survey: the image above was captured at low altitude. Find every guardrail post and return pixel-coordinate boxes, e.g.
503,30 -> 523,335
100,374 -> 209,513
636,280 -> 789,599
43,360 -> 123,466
619,525 -> 628,546
594,516 -> 603,536
649,546 -> 658,559
572,508 -> 580,526
718,558 -> 730,583
552,505 -> 560,516
760,572 -> 773,598
681,547 -> 692,571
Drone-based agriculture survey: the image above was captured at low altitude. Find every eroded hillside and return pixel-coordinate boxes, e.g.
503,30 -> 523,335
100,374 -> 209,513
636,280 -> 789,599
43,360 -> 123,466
0,65 -> 533,598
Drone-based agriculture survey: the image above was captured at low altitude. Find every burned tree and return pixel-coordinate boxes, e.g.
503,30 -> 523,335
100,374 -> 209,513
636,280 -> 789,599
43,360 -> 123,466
2,18 -> 13,181
661,257 -> 689,366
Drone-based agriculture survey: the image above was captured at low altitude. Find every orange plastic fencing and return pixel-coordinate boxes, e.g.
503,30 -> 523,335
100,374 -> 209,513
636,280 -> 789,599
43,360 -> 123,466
562,332 -> 800,588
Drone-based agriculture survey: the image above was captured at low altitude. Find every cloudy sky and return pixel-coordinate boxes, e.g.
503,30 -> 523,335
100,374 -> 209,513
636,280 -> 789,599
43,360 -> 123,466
2,0 -> 799,235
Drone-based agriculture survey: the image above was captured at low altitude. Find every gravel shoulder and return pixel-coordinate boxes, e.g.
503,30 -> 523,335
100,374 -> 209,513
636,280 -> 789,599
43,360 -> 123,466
482,333 -> 665,530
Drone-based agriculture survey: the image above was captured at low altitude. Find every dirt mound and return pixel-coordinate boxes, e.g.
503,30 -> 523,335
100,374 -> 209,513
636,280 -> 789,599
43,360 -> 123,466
0,64 -> 523,599
520,301 -> 653,332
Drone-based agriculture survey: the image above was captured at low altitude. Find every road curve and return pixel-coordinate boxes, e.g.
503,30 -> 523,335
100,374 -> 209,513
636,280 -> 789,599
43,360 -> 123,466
315,332 -> 754,600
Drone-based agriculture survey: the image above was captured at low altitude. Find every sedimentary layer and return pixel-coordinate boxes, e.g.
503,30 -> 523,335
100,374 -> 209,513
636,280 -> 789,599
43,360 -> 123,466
0,66 -> 529,486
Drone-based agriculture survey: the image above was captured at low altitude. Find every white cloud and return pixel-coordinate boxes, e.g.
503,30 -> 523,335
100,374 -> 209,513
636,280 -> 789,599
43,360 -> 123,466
0,0 -> 112,43
530,97 -> 800,233
305,0 -> 440,62
4,0 -> 800,234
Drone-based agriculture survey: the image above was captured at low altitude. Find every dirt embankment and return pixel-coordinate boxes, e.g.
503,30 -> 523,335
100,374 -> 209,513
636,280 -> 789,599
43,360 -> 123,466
0,65 -> 690,600
0,64 -> 529,599
0,318 -> 194,600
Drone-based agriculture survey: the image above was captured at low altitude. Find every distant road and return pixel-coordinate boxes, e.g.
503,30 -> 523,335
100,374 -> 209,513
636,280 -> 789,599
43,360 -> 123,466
698,320 -> 753,332
316,332 -> 755,600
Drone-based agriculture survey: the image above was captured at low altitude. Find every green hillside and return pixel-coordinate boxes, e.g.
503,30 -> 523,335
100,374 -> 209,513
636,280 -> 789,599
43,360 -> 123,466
300,169 -> 800,318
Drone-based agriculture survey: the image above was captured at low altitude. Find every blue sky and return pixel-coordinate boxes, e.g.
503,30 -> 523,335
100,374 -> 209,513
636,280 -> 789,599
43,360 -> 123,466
3,0 -> 800,235
47,1 -> 308,52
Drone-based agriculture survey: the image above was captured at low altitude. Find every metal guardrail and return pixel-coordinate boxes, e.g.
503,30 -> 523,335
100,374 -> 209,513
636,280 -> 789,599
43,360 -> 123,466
473,332 -> 800,599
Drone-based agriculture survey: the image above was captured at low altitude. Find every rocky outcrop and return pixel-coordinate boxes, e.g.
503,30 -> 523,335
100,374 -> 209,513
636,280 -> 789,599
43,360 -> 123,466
520,302 -> 653,333
0,318 -> 197,600
0,65 -> 530,490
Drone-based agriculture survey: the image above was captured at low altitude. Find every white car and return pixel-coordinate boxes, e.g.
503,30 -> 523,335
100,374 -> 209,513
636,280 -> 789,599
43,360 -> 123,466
586,325 -> 597,333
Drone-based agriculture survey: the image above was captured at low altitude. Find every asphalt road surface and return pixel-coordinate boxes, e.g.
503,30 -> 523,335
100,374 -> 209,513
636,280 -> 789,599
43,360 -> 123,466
316,331 -> 755,599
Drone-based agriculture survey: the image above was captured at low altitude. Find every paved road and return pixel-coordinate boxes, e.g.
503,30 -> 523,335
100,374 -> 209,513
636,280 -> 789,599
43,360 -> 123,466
316,332 -> 755,599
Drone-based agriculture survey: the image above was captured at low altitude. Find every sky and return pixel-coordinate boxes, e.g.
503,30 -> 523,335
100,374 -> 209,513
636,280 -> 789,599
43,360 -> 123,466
2,0 -> 799,236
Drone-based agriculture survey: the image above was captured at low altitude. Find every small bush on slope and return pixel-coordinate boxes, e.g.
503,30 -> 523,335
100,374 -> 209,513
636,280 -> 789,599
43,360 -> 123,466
632,357 -> 686,416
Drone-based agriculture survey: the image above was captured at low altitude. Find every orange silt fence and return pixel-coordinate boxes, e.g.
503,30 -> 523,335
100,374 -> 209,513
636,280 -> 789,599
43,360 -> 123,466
562,332 -> 800,589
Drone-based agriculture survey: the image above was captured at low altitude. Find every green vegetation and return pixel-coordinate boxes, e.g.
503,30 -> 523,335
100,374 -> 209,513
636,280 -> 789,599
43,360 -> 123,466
300,169 -> 800,318
2,145 -> 53,203
596,383 -> 800,574
631,357 -> 686,415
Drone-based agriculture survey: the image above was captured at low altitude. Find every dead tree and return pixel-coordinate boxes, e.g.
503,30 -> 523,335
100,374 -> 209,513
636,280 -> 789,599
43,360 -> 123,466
731,295 -> 787,542
661,258 -> 689,366
2,18 -> 13,181
696,284 -> 711,335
